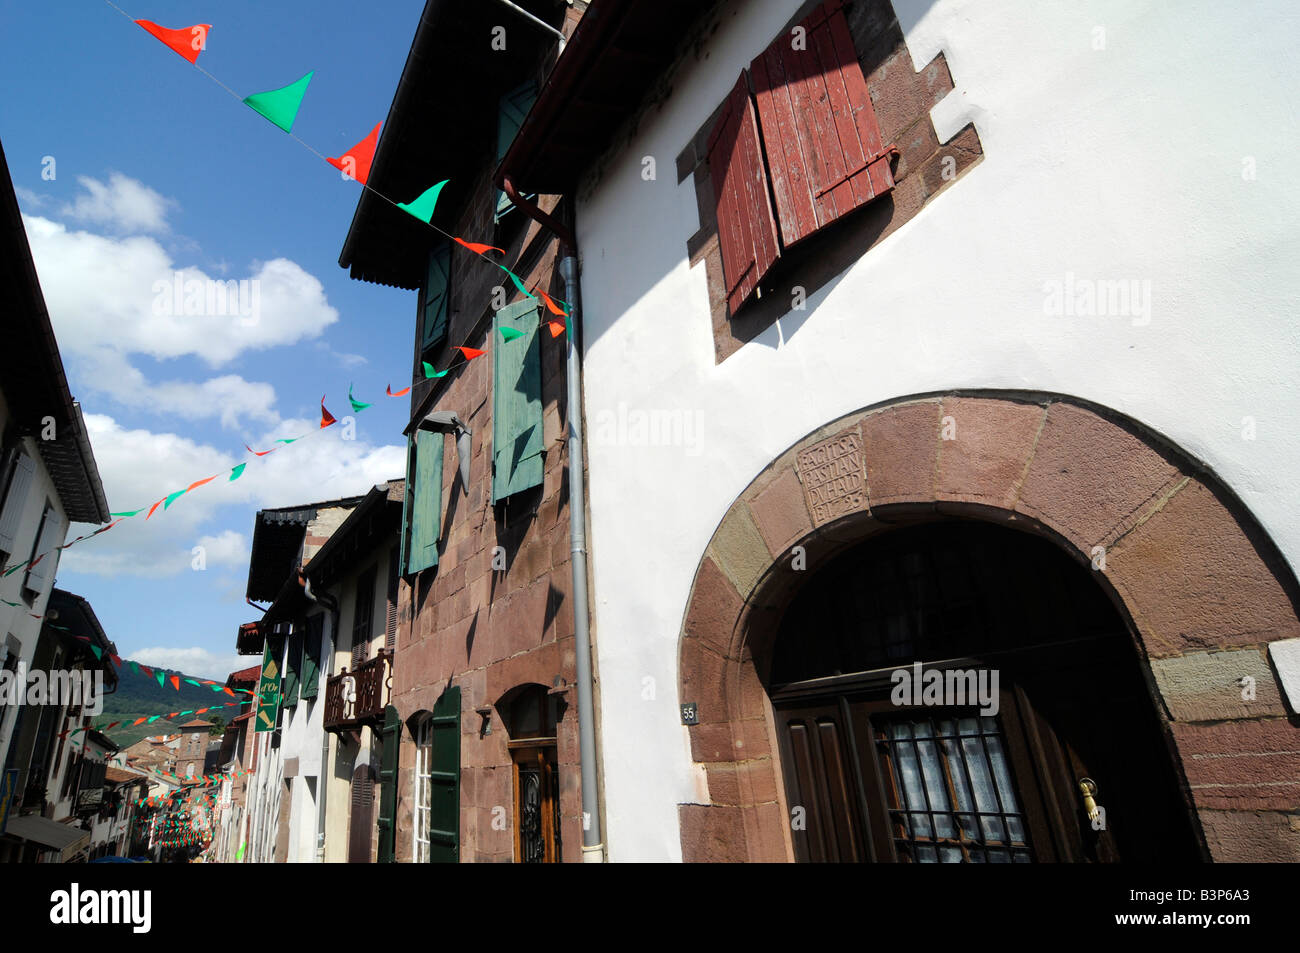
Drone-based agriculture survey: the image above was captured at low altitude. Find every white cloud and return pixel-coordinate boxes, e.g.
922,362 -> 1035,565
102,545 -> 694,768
128,647 -> 249,682
58,414 -> 404,579
62,172 -> 175,234
14,185 -> 47,209
24,214 -> 339,366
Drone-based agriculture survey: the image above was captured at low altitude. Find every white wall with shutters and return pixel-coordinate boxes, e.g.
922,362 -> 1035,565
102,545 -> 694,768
0,450 -> 36,555
571,0 -> 1300,860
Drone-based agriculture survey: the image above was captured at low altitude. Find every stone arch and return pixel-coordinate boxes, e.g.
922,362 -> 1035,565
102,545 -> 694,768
677,392 -> 1300,863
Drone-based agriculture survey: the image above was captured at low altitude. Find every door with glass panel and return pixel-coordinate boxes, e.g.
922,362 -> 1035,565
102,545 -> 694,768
770,520 -> 1201,863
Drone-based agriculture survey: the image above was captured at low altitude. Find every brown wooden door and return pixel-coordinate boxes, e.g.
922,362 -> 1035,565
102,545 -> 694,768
511,744 -> 560,863
347,765 -> 374,864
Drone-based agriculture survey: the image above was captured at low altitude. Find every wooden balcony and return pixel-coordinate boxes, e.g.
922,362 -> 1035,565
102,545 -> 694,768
324,650 -> 392,733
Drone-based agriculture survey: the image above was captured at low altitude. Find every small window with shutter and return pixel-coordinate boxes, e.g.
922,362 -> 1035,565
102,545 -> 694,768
420,242 -> 451,358
351,565 -> 377,669
300,613 -> 322,700
702,0 -> 895,318
401,430 -> 442,576
384,544 -> 399,653
281,630 -> 302,708
491,298 -> 545,503
23,501 -> 62,599
707,71 -> 781,316
750,0 -> 894,248
495,80 -> 539,224
0,449 -> 35,565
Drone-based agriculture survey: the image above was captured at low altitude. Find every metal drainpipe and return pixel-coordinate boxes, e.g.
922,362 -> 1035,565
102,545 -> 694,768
501,177 -> 603,861
302,573 -> 339,863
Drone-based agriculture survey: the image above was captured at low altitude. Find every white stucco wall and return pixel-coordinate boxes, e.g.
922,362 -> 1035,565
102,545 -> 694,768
574,0 -> 1300,860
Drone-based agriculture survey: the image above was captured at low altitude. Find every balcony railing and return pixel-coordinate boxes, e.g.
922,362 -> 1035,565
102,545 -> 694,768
324,650 -> 392,732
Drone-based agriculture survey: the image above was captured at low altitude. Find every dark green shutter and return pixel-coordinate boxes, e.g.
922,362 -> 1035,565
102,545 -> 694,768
421,242 -> 451,353
299,614 -> 322,699
401,429 -> 443,575
377,704 -> 400,863
428,686 -> 460,863
491,298 -> 544,503
496,81 -> 538,221
281,631 -> 302,708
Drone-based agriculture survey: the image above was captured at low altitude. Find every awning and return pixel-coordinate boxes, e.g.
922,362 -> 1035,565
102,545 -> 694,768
4,814 -> 90,861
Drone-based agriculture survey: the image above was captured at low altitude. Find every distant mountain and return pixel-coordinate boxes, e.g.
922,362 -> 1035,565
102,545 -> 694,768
100,662 -> 238,725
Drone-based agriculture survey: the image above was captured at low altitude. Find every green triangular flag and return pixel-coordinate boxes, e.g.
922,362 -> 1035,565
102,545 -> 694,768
277,437 -> 299,445
185,679 -> 200,686
229,463 -> 247,482
348,384 -> 371,413
148,715 -> 161,724
502,267 -> 536,299
163,489 -> 187,510
397,180 -> 449,224
243,71 -> 314,133
89,645 -> 103,660
110,507 -> 146,517
422,361 -> 448,380
130,661 -> 140,674
156,671 -> 166,687
499,326 -> 525,342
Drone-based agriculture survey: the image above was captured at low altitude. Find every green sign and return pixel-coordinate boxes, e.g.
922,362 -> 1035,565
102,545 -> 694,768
254,640 -> 281,733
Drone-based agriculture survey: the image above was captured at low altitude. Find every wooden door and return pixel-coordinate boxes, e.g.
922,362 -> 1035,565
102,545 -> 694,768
347,765 -> 374,864
511,745 -> 560,863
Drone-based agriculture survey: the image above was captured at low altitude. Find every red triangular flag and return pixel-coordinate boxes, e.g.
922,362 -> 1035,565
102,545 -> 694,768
244,444 -> 276,457
537,289 -> 567,317
135,21 -> 211,64
548,321 -> 566,338
145,498 -> 166,520
386,383 -> 411,397
170,675 -> 181,691
140,665 -> 153,678
326,122 -> 381,185
320,395 -> 337,428
455,237 -> 505,256
455,347 -> 486,360
186,475 -> 218,492
132,717 -> 147,727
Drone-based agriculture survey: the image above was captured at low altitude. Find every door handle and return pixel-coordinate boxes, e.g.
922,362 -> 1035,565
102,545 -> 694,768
1077,777 -> 1102,824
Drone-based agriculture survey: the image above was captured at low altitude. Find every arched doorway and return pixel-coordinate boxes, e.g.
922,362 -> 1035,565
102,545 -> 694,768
676,394 -> 1300,863
498,684 -> 563,863
770,519 -> 1199,862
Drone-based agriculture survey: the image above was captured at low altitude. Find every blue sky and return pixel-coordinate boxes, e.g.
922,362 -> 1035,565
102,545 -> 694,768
2,0 -> 429,677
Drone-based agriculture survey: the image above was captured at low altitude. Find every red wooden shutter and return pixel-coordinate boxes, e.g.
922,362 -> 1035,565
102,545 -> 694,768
707,71 -> 781,316
751,0 -> 894,247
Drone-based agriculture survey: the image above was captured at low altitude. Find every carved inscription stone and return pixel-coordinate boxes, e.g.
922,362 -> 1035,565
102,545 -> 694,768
797,429 -> 866,526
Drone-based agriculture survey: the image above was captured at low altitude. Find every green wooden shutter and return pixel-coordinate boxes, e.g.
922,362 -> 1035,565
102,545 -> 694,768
281,630 -> 302,708
496,81 -> 538,221
299,614 -> 322,699
421,242 -> 451,354
401,429 -> 443,575
377,704 -> 400,863
428,686 -> 460,863
492,298 -> 545,503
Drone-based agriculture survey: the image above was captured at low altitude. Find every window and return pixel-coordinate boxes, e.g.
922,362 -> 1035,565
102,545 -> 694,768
351,566 -> 377,669
300,613 -> 322,700
419,242 -> 451,358
427,687 -> 460,863
384,545 -> 399,652
491,298 -> 544,503
495,80 -> 539,224
377,704 -> 400,863
401,430 -> 442,575
413,715 -> 433,863
281,629 -> 302,708
23,501 -> 63,598
707,0 -> 894,315
0,449 -> 34,568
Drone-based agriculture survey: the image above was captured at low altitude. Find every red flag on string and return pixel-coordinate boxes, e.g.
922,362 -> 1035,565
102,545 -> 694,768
244,444 -> 276,457
320,395 -> 337,428
548,321 -> 566,338
170,675 -> 181,691
326,122 -> 381,185
135,20 -> 211,65
536,289 -> 567,317
386,383 -> 410,397
455,347 -> 486,361
186,475 -> 218,492
140,666 -> 153,678
145,498 -> 166,520
455,237 -> 505,256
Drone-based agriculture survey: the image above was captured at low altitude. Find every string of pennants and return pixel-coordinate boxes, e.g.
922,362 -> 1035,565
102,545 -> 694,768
110,4 -> 574,328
